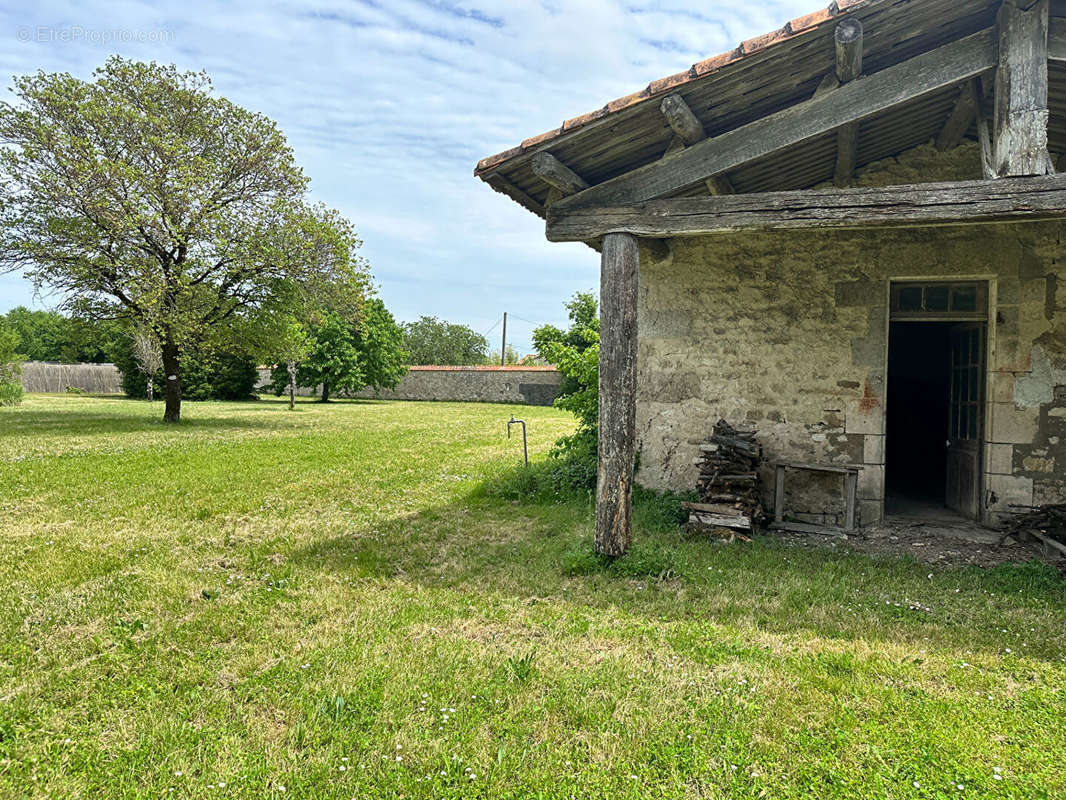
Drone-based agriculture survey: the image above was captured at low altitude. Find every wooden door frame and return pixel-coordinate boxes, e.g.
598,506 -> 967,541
881,276 -> 998,524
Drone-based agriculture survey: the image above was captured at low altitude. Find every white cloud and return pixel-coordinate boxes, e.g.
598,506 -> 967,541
0,0 -> 815,352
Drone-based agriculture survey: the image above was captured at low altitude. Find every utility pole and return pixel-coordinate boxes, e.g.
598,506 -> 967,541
500,312 -> 507,366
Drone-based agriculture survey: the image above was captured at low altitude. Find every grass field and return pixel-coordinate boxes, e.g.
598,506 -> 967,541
1,395 -> 1065,799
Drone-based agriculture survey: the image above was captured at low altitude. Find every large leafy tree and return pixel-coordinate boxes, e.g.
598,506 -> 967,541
403,316 -> 488,365
297,313 -> 364,403
0,57 -> 364,422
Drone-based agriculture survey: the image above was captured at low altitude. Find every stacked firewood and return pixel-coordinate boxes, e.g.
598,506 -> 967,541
683,419 -> 764,540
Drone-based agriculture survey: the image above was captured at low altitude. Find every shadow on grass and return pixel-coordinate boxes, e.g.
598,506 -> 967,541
288,465 -> 1066,663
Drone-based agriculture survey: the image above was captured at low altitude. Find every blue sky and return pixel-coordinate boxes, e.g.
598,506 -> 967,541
0,0 -> 812,354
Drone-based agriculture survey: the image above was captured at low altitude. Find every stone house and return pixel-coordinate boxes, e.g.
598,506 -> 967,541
476,0 -> 1066,553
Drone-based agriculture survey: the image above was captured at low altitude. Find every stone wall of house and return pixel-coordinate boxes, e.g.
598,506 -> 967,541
635,141 -> 1066,526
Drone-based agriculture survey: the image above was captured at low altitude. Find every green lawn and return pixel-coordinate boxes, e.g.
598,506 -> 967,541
1,395 -> 1064,799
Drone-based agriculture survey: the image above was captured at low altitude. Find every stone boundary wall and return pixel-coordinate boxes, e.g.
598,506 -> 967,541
356,366 -> 562,405
256,366 -> 563,406
20,361 -> 123,394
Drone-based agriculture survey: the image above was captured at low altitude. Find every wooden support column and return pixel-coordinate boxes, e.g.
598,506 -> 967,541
596,232 -> 639,557
833,18 -> 864,185
993,0 -> 1054,176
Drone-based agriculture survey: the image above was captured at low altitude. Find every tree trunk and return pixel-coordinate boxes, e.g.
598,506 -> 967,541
161,339 -> 182,423
287,361 -> 297,411
321,383 -> 330,403
146,375 -> 154,402
595,232 -> 639,557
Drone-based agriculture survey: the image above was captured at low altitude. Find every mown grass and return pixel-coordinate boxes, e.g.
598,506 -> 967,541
0,394 -> 1064,799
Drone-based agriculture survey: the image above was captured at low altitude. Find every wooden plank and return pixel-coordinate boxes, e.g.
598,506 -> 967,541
769,521 -> 848,537
690,512 -> 752,531
546,173 -> 1066,241
993,0 -> 1054,176
774,464 -> 786,524
660,94 -> 706,145
531,152 -> 589,196
682,501 -> 748,515
554,28 -> 998,210
775,461 -> 865,474
844,471 -> 859,531
936,79 -> 979,151
594,232 -> 639,557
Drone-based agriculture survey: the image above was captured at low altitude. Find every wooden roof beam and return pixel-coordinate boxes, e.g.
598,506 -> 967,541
992,0 -> 1054,176
936,79 -> 979,151
553,28 -> 997,210
660,94 -> 706,145
833,19 -> 864,186
546,174 -> 1066,241
531,152 -> 589,196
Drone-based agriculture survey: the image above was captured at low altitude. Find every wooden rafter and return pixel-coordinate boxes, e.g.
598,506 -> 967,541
554,28 -> 997,210
531,152 -> 589,195
833,18 -> 864,185
936,79 -> 979,151
660,94 -> 706,146
545,174 -> 1066,241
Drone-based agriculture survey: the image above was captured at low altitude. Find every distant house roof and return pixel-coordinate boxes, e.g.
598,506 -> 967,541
474,0 -> 1062,218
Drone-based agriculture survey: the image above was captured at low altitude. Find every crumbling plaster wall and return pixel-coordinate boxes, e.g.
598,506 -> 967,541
635,142 -> 1066,525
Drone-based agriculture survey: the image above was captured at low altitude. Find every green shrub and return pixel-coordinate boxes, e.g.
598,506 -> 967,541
114,336 -> 259,401
0,378 -> 22,407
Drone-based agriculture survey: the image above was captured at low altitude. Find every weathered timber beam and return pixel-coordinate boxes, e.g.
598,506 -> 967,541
936,79 -> 979,151
595,232 -> 639,558
484,174 -> 544,215
993,0 -> 1054,176
546,173 -> 1066,241
555,28 -> 997,209
531,151 -> 589,195
833,18 -> 864,186
660,94 -> 706,145
1048,16 -> 1066,60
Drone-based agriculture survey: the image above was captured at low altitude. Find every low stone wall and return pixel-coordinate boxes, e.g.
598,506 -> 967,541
20,361 -> 123,394
257,366 -> 563,405
357,366 -> 562,405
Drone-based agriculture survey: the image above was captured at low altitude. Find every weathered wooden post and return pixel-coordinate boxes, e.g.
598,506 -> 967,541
993,0 -> 1054,176
596,232 -> 639,557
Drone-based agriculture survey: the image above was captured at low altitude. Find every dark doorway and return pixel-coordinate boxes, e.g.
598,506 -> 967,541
886,322 -> 953,512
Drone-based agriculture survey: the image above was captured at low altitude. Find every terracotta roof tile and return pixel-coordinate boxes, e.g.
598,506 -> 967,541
606,87 -> 650,114
473,0 -> 885,178
740,25 -> 791,55
520,127 -> 562,149
789,6 -> 836,34
692,47 -> 743,78
561,105 -> 609,132
648,68 -> 696,96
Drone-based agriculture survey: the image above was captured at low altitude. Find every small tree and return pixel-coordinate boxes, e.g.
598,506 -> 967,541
274,318 -> 312,410
0,318 -> 23,406
131,327 -> 163,401
531,292 -> 601,489
0,58 -> 366,423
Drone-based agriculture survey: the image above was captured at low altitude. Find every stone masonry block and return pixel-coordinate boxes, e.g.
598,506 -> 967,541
988,401 -> 1039,444
859,498 -> 883,526
986,442 -> 1015,475
987,473 -> 1034,509
845,399 -> 884,435
863,434 -> 885,465
858,464 -> 884,500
